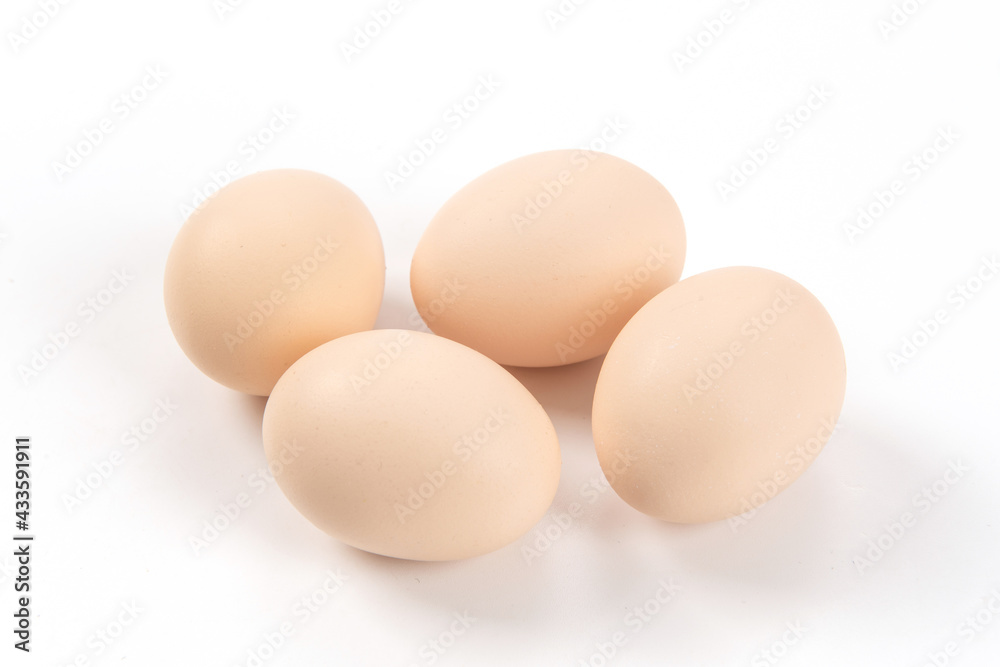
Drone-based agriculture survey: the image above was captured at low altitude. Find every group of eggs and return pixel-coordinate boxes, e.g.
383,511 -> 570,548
163,150 -> 846,561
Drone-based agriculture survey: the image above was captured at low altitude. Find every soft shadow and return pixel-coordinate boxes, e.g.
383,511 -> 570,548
238,394 -> 268,433
374,290 -> 420,330
505,355 -> 605,422
352,405 -> 974,621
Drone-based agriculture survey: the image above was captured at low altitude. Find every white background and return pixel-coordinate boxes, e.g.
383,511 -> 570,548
2,0 -> 999,665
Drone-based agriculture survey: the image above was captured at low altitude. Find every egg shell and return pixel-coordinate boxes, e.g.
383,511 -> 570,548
262,329 -> 561,561
163,169 -> 385,396
592,267 -> 847,523
410,150 -> 685,367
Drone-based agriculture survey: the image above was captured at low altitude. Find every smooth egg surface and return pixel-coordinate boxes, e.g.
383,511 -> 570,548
410,150 -> 685,367
262,329 -> 561,561
592,267 -> 846,524
163,169 -> 385,396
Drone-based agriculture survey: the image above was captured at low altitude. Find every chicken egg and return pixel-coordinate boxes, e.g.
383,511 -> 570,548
262,329 -> 561,561
592,267 -> 846,523
163,169 -> 385,396
410,150 -> 685,367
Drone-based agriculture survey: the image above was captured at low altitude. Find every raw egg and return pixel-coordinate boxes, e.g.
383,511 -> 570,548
262,329 -> 561,561
592,267 -> 846,523
410,150 -> 685,367
163,169 -> 385,396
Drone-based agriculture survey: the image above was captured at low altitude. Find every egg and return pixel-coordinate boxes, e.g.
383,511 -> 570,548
410,150 -> 685,367
163,169 -> 385,396
262,329 -> 561,561
592,267 -> 846,524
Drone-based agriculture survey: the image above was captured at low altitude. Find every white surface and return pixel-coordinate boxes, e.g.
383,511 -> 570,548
2,1 -> 999,665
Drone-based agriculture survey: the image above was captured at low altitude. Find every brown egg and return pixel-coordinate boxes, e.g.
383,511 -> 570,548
592,267 -> 846,524
410,150 -> 685,367
163,169 -> 385,396
262,329 -> 561,561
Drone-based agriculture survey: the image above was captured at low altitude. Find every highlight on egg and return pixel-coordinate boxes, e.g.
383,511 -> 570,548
592,267 -> 847,524
262,329 -> 562,561
163,169 -> 385,396
410,150 -> 686,368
